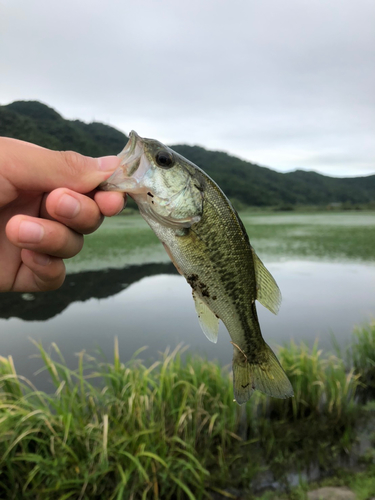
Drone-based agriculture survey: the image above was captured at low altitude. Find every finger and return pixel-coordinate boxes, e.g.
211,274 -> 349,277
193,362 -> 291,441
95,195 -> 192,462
41,188 -> 104,234
6,215 -> 83,259
11,249 -> 66,292
94,191 -> 127,216
0,138 -> 121,206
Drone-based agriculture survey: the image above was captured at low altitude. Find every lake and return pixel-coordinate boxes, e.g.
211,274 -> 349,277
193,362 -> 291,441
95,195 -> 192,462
1,211 -> 374,390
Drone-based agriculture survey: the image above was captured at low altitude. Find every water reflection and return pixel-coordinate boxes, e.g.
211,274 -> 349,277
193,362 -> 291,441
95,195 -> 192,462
0,262 -> 178,321
1,261 -> 374,391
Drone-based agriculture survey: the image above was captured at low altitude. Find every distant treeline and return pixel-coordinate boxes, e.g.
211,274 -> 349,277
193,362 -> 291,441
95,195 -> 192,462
1,100 -> 374,207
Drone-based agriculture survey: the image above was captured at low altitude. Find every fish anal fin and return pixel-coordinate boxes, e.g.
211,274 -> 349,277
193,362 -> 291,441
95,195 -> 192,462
192,291 -> 219,344
251,247 -> 282,315
232,342 -> 293,404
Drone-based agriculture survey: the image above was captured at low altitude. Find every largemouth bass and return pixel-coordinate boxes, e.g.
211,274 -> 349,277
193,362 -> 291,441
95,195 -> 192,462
100,131 -> 293,404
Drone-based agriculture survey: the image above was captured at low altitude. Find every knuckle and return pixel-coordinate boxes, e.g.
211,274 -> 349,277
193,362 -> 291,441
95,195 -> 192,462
84,218 -> 103,235
55,230 -> 71,252
59,150 -> 92,177
82,206 -> 103,234
48,225 -> 83,257
0,280 -> 13,292
35,262 -> 66,291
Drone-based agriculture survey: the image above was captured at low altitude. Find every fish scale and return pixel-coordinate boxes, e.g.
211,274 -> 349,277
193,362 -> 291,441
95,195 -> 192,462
100,131 -> 294,404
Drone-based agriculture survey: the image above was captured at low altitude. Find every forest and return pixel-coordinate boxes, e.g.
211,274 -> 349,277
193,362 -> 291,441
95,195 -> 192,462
1,100 -> 374,207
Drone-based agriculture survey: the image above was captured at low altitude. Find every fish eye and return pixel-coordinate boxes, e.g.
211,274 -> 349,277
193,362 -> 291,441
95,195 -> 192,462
155,150 -> 174,169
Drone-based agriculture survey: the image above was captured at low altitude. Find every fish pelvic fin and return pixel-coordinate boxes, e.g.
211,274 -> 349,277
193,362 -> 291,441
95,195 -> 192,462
192,291 -> 219,344
232,342 -> 294,404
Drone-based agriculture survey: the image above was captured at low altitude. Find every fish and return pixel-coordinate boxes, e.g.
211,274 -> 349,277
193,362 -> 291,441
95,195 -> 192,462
100,131 -> 293,404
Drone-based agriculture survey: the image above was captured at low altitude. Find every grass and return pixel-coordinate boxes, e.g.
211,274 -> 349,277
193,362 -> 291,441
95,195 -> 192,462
0,343 -> 242,499
350,322 -> 375,401
65,211 -> 375,273
1,324 -> 374,500
273,340 -> 359,421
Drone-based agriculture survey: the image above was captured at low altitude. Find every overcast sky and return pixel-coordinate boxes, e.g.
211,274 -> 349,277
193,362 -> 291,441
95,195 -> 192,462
1,0 -> 374,177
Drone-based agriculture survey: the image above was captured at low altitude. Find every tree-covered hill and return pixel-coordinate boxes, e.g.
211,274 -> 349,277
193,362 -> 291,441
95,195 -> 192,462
0,100 -> 127,157
1,100 -> 374,206
171,145 -> 375,206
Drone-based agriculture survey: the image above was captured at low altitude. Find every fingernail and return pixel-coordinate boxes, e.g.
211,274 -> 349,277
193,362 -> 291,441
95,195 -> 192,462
19,221 -> 44,243
33,252 -> 51,266
97,156 -> 121,172
55,194 -> 80,219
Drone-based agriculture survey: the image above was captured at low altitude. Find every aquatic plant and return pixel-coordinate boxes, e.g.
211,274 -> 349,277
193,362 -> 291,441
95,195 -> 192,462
349,321 -> 375,401
0,332 -> 372,499
0,342 -> 247,499
66,210 -> 375,274
256,340 -> 360,421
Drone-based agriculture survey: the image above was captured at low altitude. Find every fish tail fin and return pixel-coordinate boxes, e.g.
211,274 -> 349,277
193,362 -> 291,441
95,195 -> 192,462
232,342 -> 294,404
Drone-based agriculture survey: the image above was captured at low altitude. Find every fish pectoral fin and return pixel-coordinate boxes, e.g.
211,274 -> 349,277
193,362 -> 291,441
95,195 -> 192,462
232,343 -> 294,404
192,291 -> 219,344
251,247 -> 282,315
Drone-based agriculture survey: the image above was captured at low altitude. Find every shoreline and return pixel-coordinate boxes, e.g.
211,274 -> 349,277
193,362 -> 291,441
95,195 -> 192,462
1,324 -> 374,499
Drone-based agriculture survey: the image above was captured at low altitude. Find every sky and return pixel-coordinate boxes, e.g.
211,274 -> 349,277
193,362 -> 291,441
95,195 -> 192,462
1,0 -> 374,177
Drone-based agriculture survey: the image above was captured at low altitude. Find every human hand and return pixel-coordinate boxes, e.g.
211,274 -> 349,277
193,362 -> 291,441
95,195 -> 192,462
0,138 -> 125,292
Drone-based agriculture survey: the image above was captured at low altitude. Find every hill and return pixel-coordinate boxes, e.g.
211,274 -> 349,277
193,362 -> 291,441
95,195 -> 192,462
171,145 -> 375,206
1,100 -> 374,207
0,100 -> 127,157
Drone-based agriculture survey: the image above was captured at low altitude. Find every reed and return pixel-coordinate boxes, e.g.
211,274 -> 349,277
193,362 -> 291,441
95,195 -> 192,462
0,343 -> 246,499
255,340 -> 360,421
349,321 -> 375,401
0,329 -> 372,499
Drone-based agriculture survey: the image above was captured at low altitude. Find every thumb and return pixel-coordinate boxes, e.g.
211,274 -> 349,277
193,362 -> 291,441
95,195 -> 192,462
0,138 -> 121,201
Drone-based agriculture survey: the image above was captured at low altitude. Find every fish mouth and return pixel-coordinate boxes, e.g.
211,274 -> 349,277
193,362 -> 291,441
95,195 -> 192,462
99,130 -> 144,192
121,130 -> 142,162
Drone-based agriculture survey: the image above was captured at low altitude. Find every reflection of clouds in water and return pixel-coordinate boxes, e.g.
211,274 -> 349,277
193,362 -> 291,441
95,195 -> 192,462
261,261 -> 375,350
243,213 -> 375,227
1,261 -> 375,390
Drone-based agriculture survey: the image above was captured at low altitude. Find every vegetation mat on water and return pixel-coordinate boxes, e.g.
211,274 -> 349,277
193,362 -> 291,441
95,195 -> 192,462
66,211 -> 375,274
0,325 -> 374,499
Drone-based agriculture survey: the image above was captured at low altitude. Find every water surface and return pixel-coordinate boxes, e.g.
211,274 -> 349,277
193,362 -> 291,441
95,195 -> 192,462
1,259 -> 374,391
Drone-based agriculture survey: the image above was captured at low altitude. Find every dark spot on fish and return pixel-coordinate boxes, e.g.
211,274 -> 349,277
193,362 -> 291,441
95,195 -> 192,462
187,274 -> 199,287
151,201 -> 154,204
212,295 -> 217,301
147,192 -> 154,198
251,301 -> 259,322
223,280 -> 237,293
197,279 -> 210,298
187,274 -> 210,298
241,383 -> 250,389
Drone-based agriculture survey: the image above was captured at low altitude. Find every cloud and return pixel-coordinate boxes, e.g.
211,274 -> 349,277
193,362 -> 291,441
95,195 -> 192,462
1,0 -> 374,176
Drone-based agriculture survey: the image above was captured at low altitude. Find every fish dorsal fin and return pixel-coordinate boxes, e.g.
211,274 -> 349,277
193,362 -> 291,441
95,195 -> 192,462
251,248 -> 282,315
192,291 -> 219,344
